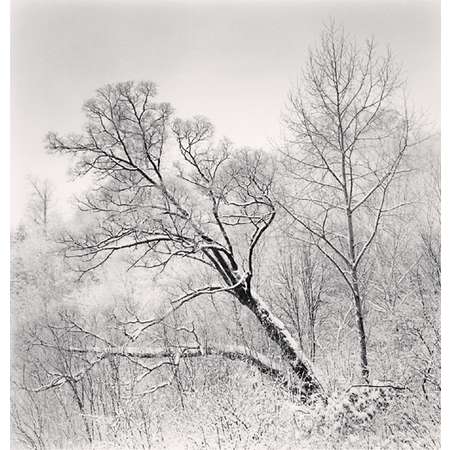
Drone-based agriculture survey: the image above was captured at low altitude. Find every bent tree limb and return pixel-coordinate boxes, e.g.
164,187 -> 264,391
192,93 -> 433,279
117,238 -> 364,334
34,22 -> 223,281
30,344 -> 307,396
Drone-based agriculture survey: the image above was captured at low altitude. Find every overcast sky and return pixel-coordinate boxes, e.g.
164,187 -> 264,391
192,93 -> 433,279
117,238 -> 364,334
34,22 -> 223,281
11,0 -> 440,227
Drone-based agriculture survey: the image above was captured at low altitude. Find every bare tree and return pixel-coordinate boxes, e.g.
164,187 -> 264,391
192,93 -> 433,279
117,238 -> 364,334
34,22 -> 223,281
46,81 -> 322,397
271,243 -> 326,362
280,24 -> 412,383
27,177 -> 54,233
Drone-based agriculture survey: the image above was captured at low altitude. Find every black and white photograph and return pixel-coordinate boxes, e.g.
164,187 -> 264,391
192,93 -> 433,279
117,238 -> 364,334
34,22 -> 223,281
9,0 -> 442,448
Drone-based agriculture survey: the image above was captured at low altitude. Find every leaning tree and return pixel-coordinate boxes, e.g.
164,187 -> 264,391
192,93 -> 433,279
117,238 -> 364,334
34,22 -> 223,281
280,24 -> 413,383
46,81 -> 322,397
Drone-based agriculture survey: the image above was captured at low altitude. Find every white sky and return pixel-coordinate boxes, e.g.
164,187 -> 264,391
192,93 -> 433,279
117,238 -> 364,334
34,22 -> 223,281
10,0 -> 440,227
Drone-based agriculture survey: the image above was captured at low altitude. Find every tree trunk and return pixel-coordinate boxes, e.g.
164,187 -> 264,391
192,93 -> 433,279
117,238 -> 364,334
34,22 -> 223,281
70,383 -> 93,444
346,209 -> 370,383
234,287 -> 322,398
50,344 -> 309,396
351,269 -> 369,383
309,324 -> 316,362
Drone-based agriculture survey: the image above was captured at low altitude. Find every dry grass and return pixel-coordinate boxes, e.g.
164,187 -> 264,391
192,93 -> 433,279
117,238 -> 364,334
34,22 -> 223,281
11,359 -> 440,450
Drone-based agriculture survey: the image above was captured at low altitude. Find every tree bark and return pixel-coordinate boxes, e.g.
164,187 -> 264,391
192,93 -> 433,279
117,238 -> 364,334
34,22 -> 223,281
39,343 -> 311,396
233,287 -> 323,397
346,208 -> 370,383
351,275 -> 369,383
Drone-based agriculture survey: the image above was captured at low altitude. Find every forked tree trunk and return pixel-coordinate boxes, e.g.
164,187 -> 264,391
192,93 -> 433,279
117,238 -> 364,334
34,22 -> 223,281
207,250 -> 321,397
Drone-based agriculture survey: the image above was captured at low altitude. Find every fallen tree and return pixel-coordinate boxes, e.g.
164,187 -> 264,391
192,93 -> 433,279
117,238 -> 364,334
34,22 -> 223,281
30,342 -> 298,394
